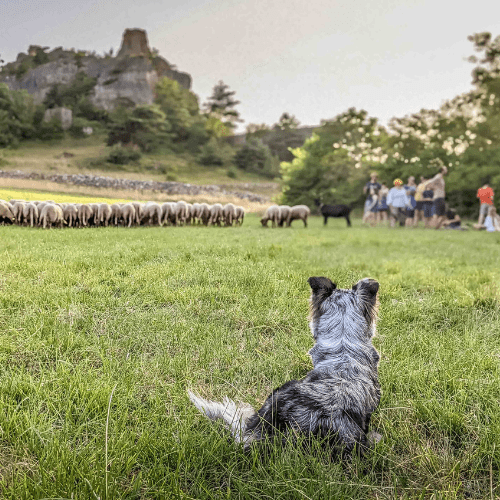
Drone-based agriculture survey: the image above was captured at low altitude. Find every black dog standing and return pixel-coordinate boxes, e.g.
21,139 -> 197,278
315,200 -> 352,227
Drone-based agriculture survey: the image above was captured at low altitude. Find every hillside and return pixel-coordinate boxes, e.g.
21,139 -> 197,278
0,29 -> 190,110
0,136 -> 280,203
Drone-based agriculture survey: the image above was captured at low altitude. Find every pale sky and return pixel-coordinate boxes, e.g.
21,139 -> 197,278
2,0 -> 500,131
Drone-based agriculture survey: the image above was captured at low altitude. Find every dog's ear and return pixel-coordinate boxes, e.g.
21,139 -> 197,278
352,278 -> 379,297
308,277 -> 336,297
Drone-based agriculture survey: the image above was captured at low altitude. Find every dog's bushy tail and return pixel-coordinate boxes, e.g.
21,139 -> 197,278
188,391 -> 256,444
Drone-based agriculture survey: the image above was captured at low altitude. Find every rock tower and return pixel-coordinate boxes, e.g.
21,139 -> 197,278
117,29 -> 151,58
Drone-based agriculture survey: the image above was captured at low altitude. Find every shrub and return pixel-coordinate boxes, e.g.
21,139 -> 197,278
106,146 -> 142,165
226,167 -> 238,179
233,139 -> 278,178
199,137 -> 225,166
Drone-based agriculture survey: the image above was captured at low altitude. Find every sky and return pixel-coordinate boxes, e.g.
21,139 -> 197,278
2,0 -> 500,132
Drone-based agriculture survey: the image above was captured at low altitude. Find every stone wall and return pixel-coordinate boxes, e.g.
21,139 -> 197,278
0,170 -> 270,204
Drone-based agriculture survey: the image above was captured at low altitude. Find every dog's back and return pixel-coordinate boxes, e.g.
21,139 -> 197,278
188,276 -> 381,456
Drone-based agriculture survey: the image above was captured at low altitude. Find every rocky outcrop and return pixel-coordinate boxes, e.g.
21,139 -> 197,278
117,29 -> 151,58
0,170 -> 270,204
0,29 -> 192,109
43,107 -> 72,129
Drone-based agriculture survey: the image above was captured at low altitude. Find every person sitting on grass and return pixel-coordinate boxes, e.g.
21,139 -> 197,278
442,208 -> 467,230
475,205 -> 500,232
387,178 -> 408,227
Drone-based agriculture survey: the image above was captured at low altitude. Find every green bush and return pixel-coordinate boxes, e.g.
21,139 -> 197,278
106,146 -> 142,165
233,139 -> 278,178
226,167 -> 238,179
35,119 -> 65,141
199,137 -> 225,166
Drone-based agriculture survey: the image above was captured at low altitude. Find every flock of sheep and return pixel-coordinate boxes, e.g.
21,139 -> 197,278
0,199 -> 246,228
260,205 -> 310,227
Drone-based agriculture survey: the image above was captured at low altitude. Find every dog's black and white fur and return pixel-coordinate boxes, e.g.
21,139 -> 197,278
188,277 -> 381,457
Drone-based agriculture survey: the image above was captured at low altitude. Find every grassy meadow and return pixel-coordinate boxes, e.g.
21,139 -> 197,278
0,213 -> 499,499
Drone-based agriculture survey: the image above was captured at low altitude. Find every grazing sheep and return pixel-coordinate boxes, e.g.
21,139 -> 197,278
175,201 -> 188,226
120,203 -> 136,228
40,204 -> 64,229
8,199 -> 25,206
199,203 -> 211,226
260,205 -> 281,228
11,202 -> 26,225
185,202 -> 193,225
234,206 -> 245,226
63,204 -> 78,228
98,203 -> 113,227
131,202 -> 143,226
208,203 -> 223,226
143,202 -> 163,226
223,203 -> 236,226
278,205 -> 291,227
288,205 -> 310,227
88,203 -> 100,226
110,204 -> 123,226
191,203 -> 202,224
23,202 -> 39,228
160,202 -> 174,225
78,204 -> 93,227
0,202 -> 15,224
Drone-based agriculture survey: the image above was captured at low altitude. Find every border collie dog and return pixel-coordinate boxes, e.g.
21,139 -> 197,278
188,277 -> 381,457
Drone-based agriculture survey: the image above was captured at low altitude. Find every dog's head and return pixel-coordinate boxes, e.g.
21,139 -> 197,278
308,277 -> 379,342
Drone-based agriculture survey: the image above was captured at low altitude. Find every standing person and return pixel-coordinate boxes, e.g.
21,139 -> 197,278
476,182 -> 494,225
377,182 -> 390,226
404,176 -> 417,227
425,166 -> 448,229
414,176 -> 427,227
362,173 -> 381,224
387,178 -> 408,227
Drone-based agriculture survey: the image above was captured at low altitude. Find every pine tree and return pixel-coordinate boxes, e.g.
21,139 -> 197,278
203,80 -> 242,130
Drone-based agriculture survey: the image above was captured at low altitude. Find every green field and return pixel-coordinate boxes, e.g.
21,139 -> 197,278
1,217 -> 499,499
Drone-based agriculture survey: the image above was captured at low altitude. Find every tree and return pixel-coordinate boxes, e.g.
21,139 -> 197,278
0,84 -> 35,147
154,77 -> 202,142
274,112 -> 300,130
234,139 -> 279,178
281,108 -> 389,207
246,123 -> 270,138
203,81 -> 242,132
107,105 -> 171,152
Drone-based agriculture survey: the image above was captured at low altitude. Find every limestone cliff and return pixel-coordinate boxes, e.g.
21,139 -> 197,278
0,29 -> 192,110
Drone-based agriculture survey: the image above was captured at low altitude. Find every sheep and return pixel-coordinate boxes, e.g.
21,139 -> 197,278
175,201 -> 188,226
278,205 -> 291,227
185,202 -> 193,225
98,203 -> 113,227
288,205 -> 310,227
132,202 -> 143,226
120,204 -> 136,228
88,203 -> 100,226
260,205 -> 281,228
199,203 -> 211,226
23,202 -> 39,228
191,203 -> 202,224
234,206 -> 245,226
78,204 -> 93,227
63,204 -> 78,228
11,202 -> 26,225
0,202 -> 15,224
110,204 -> 123,226
208,203 -> 223,226
143,202 -> 163,226
223,203 -> 237,226
40,204 -> 64,229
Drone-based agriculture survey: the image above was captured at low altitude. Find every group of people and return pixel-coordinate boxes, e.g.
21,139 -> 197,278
362,168 -> 459,229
